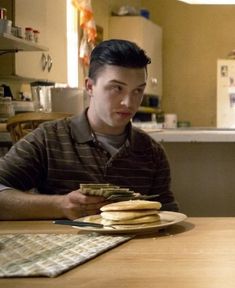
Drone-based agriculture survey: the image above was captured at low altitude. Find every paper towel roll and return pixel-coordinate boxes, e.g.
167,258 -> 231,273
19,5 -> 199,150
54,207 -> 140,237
164,114 -> 177,128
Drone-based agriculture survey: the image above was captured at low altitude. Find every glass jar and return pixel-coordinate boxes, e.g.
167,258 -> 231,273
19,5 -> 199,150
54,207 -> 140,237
0,97 -> 15,121
25,27 -> 33,41
33,30 -> 39,43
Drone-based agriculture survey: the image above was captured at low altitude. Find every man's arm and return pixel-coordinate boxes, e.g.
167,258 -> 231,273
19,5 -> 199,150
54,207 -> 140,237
0,188 -> 107,220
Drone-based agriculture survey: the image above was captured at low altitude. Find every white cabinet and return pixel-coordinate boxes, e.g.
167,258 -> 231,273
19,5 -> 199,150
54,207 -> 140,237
0,0 -> 67,84
109,16 -> 162,99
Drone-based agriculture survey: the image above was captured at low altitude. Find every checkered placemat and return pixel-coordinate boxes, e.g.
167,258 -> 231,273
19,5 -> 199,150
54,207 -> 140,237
0,233 -> 132,277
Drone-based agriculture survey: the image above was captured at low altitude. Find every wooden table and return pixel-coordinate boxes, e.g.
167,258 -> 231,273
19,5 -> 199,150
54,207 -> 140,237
1,218 -> 235,288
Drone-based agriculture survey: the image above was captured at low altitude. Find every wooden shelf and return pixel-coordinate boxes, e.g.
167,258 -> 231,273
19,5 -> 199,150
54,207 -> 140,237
0,33 -> 48,52
138,106 -> 161,114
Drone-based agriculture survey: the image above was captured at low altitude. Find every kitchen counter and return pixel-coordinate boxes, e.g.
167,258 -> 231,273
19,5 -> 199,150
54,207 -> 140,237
148,128 -> 235,142
146,128 -> 235,217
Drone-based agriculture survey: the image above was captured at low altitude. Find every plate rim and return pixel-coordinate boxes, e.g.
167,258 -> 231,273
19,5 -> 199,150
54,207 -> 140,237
73,211 -> 187,234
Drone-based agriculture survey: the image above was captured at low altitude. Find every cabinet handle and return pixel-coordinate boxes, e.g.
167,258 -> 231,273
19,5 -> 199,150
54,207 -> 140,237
47,54 -> 53,72
41,53 -> 48,71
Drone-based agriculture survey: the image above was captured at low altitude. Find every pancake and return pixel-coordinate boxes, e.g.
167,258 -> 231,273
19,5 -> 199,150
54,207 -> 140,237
100,200 -> 162,212
101,214 -> 160,225
101,209 -> 158,221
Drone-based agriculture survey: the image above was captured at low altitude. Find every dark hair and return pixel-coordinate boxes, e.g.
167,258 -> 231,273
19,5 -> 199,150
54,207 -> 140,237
88,39 -> 151,81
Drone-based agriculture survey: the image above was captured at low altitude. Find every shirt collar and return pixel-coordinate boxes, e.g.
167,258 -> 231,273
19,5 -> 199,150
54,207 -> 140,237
69,109 -> 94,143
69,109 -> 144,150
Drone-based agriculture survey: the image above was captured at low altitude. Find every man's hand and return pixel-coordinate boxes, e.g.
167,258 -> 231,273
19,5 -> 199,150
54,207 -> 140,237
0,188 -> 109,220
61,189 -> 109,220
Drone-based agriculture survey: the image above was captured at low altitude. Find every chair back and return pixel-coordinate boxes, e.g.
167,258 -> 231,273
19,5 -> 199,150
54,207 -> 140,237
7,112 -> 72,143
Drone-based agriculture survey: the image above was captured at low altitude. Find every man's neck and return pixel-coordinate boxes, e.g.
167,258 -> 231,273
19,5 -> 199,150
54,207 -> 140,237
87,109 -> 126,136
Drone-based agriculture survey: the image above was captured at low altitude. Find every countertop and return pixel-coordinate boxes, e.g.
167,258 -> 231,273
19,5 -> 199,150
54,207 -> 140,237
147,128 -> 235,142
2,124 -> 235,143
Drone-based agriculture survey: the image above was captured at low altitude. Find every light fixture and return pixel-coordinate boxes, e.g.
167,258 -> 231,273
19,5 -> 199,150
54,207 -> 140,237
178,0 -> 235,4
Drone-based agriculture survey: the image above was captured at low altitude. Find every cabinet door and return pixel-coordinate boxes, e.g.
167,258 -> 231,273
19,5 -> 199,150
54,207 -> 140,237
109,16 -> 162,98
142,19 -> 162,98
14,0 -> 67,83
44,0 -> 67,83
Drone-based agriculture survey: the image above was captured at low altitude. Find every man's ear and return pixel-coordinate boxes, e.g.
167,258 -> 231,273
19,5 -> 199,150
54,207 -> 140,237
85,77 -> 94,96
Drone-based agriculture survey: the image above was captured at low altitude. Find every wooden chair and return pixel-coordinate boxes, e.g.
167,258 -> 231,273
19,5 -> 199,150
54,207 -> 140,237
7,112 -> 73,143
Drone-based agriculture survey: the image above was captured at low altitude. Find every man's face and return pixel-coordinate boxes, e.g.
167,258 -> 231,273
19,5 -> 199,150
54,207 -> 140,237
86,65 -> 147,135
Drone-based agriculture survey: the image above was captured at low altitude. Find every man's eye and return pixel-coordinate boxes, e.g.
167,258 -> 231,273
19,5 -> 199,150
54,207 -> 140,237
134,88 -> 144,95
111,85 -> 122,92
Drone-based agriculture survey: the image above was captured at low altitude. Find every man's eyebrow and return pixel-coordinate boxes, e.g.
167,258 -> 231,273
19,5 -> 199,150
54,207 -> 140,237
108,79 -> 127,85
108,80 -> 146,87
137,83 -> 147,88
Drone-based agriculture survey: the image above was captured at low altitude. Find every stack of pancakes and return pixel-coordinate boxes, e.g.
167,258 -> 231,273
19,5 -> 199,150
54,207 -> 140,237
100,200 -> 162,227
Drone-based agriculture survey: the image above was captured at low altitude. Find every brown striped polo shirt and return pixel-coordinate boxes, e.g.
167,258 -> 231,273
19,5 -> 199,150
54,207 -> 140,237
0,110 -> 178,211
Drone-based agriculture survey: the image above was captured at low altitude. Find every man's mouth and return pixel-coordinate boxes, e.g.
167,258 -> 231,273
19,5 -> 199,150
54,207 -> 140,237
116,111 -> 132,118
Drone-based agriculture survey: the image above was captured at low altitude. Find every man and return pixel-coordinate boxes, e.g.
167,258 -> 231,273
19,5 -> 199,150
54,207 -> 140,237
0,39 -> 178,220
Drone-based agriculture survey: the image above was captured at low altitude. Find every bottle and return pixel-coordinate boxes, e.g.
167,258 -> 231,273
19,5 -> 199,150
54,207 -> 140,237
25,27 -> 33,41
33,30 -> 40,43
0,8 -> 7,20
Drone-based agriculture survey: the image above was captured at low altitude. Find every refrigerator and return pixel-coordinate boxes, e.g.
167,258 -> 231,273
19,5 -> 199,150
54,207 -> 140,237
217,59 -> 235,128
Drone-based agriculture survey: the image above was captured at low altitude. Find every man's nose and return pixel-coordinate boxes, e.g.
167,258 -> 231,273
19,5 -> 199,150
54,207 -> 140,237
120,93 -> 132,107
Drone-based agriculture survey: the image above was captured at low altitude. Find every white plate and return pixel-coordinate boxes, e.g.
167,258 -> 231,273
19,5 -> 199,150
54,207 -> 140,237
73,211 -> 187,234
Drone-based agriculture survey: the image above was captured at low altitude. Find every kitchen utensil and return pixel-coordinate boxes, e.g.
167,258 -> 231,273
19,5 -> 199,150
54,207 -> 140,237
31,81 -> 55,112
53,219 -> 104,228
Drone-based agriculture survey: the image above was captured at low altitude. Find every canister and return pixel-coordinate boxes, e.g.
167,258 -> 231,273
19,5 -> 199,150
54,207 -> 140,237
25,27 -> 33,41
33,30 -> 40,42
164,113 -> 178,129
0,97 -> 15,121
